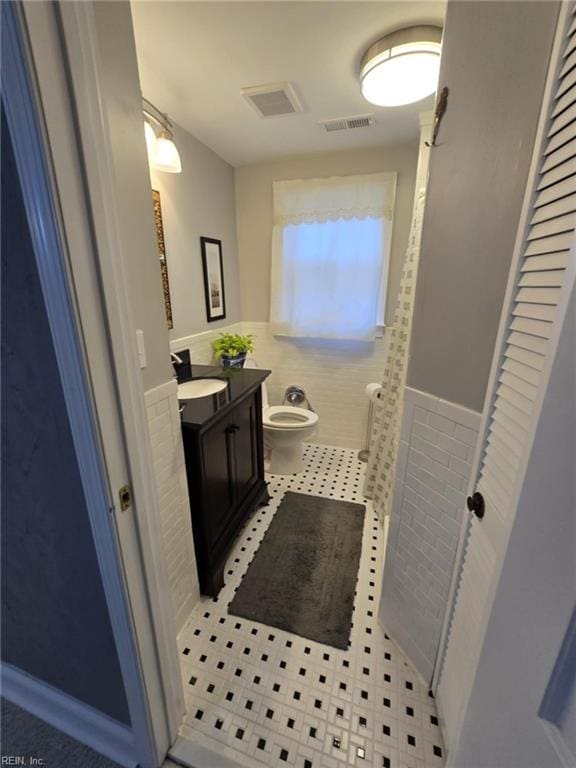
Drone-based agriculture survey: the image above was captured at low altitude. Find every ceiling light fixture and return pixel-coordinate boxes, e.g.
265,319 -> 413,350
360,26 -> 442,107
142,97 -> 182,174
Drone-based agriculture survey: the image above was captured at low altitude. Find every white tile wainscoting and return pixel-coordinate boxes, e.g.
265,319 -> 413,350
145,379 -> 200,633
379,387 -> 481,682
171,321 -> 389,450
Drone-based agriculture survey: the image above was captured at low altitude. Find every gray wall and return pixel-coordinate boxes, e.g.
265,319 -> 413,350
150,123 -> 241,342
1,112 -> 130,724
407,1 -> 559,412
234,143 -> 418,325
93,1 -> 173,391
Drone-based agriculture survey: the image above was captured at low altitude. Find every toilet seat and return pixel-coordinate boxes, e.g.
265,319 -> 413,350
263,405 -> 318,430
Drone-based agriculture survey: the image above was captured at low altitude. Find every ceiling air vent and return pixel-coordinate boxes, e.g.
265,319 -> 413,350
241,82 -> 303,118
320,114 -> 374,132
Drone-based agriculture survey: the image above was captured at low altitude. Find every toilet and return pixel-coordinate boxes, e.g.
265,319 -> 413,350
245,361 -> 318,474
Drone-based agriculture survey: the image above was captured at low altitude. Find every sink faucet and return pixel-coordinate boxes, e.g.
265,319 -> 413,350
171,352 -> 183,380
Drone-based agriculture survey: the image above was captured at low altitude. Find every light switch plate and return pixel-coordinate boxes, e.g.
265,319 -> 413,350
136,329 -> 147,368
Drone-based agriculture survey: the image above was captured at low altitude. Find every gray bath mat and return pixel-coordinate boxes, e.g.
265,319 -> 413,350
228,491 -> 365,649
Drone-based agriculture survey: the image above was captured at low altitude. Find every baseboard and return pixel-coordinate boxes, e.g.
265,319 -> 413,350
1,663 -> 137,768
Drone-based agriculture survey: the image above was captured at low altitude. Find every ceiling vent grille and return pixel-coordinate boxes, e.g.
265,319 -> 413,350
320,115 -> 375,132
241,82 -> 303,118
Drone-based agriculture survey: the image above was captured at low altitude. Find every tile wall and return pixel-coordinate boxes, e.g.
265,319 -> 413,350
379,387 -> 481,681
145,379 -> 200,633
171,322 -> 389,450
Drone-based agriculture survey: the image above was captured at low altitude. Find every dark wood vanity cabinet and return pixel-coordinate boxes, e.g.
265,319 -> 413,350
181,385 -> 268,596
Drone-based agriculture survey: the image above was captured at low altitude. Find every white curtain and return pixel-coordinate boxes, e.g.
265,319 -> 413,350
363,187 -> 427,519
270,173 -> 397,341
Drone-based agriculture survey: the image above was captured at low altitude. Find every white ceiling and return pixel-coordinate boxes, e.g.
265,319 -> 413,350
132,1 -> 446,167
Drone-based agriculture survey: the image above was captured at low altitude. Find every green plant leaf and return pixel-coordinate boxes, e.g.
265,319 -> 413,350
212,332 -> 255,359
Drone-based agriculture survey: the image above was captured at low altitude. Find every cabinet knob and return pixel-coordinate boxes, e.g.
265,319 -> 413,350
226,424 -> 240,434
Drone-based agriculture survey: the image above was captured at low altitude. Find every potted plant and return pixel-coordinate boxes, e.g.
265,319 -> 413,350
212,332 -> 255,368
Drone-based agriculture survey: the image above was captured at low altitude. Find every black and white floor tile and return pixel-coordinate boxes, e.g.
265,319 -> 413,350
178,444 -> 445,768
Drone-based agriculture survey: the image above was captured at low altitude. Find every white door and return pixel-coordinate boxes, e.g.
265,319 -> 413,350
436,2 -> 576,761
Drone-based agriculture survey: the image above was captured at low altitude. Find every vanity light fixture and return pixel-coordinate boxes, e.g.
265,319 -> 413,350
142,97 -> 182,174
360,25 -> 442,107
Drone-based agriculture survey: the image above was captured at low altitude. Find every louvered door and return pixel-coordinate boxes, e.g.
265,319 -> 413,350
437,4 -> 576,758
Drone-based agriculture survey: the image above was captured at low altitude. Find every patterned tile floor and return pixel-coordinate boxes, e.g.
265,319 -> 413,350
177,444 -> 445,768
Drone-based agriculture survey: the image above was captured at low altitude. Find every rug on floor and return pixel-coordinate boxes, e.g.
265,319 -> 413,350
228,491 -> 365,649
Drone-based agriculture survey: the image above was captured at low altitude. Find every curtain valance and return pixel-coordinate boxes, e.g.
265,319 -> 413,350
272,172 -> 397,226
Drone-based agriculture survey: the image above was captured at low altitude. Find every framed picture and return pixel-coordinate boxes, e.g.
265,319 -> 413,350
151,190 -> 173,329
200,236 -> 226,322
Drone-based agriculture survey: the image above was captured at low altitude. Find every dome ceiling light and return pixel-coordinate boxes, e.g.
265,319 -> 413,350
360,25 -> 442,107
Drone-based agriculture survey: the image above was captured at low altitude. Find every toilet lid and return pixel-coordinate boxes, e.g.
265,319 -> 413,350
263,405 -> 318,429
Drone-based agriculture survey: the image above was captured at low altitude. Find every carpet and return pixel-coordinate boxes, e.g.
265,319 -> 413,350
228,491 -> 365,649
0,699 -> 123,768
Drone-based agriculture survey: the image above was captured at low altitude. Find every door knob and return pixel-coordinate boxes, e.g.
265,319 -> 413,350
466,491 -> 485,519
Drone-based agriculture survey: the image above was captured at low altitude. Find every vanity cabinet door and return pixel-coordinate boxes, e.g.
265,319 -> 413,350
201,419 -> 236,549
231,394 -> 259,506
183,385 -> 267,597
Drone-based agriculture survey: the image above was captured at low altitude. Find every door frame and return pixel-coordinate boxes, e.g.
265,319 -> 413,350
3,3 -> 184,765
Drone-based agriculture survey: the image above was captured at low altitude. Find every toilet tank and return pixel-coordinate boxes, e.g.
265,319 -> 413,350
244,358 -> 268,409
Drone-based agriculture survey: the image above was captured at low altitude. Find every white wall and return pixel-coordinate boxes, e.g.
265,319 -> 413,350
242,321 -> 389,449
167,143 -> 420,448
94,3 -> 202,628
150,122 -> 241,342
235,143 -> 418,325
140,113 -> 244,629
145,381 -> 199,633
171,320 -> 388,450
94,1 -> 173,392
195,143 -> 418,449
380,388 -> 480,680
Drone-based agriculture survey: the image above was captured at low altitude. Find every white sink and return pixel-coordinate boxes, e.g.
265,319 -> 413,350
178,378 -> 227,399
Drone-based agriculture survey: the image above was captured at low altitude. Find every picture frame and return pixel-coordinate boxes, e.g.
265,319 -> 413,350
151,190 -> 174,329
200,236 -> 226,322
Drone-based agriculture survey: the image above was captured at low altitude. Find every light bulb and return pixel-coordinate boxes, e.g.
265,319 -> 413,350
152,133 -> 182,174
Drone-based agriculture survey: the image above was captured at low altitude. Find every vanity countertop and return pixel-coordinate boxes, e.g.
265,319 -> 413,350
178,364 -> 270,430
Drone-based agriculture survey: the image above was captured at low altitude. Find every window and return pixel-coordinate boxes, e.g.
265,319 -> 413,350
270,172 -> 396,340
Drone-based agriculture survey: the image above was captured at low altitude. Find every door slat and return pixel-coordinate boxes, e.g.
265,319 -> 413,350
524,232 -> 573,256
502,358 -> 541,387
515,287 -> 562,304
537,155 -> 576,191
499,370 -> 538,402
530,193 -> 576,224
535,175 -> 576,207
513,302 -> 557,322
528,210 -> 576,237
496,381 -> 534,416
505,344 -> 546,372
509,316 -> 553,339
506,330 -> 548,355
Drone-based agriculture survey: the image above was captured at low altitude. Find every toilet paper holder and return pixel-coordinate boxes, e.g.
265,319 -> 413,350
359,382 -> 382,462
